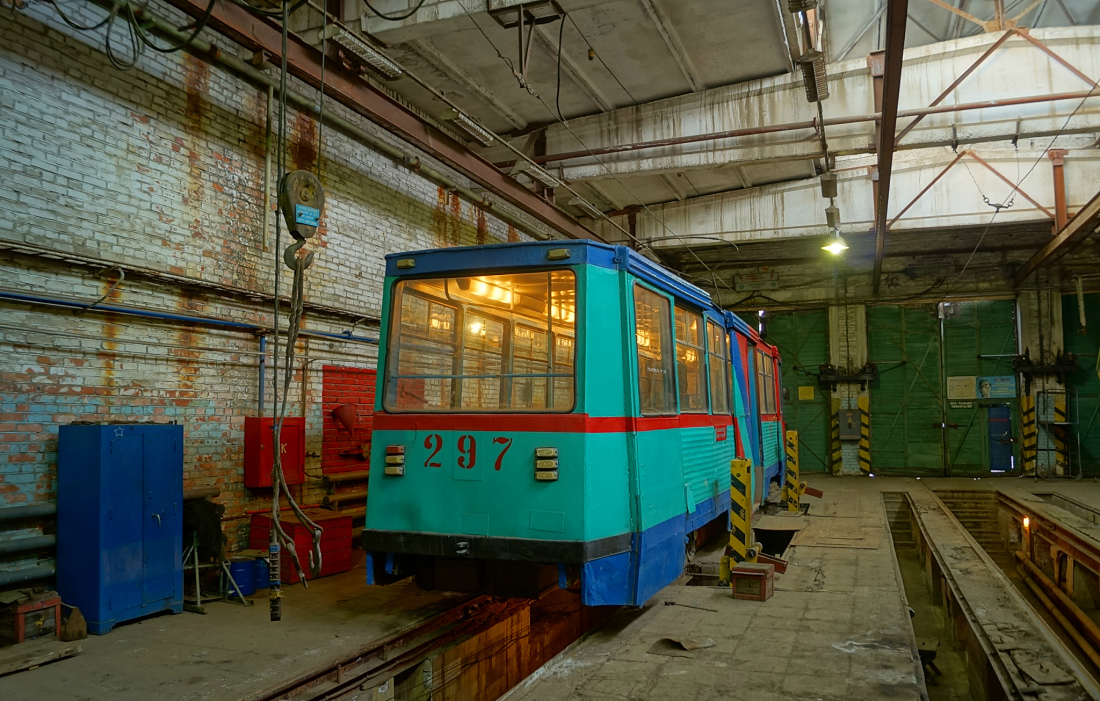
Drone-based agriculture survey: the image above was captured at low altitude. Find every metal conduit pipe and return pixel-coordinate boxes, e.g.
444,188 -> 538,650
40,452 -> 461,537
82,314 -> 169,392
0,535 -> 56,556
0,565 -> 55,588
110,0 -> 552,242
0,503 -> 57,521
524,89 -> 1100,165
1015,551 -> 1100,652
0,291 -> 377,344
1017,566 -> 1100,670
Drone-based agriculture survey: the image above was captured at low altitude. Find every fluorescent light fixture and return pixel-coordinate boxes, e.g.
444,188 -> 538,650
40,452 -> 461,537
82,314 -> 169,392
822,234 -> 848,255
568,197 -> 603,219
515,161 -> 561,189
441,110 -> 494,147
331,29 -> 404,80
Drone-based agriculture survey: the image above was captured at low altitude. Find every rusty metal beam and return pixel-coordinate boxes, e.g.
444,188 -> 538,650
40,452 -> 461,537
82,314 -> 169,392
872,0 -> 909,295
160,0 -> 602,242
1014,189 -> 1100,285
1049,149 -> 1068,229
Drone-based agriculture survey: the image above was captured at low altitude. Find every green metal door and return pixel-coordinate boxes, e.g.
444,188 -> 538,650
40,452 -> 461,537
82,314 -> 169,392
868,305 -> 944,475
1063,293 -> 1100,476
941,300 -> 1018,475
762,310 -> 830,472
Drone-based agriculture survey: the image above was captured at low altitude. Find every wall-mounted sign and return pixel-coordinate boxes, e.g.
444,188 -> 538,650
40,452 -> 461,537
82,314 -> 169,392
947,376 -> 976,400
977,375 -> 1016,399
734,270 -> 779,291
798,385 -> 815,401
950,401 -> 974,410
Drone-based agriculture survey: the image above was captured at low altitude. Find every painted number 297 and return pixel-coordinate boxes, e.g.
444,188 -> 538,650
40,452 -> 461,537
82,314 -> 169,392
422,434 -> 513,471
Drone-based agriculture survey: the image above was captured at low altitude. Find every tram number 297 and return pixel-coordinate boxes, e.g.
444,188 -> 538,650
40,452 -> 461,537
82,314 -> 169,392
422,434 -> 513,471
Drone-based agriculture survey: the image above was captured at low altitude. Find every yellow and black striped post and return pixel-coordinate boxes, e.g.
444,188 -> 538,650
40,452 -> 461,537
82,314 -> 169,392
1020,396 -> 1037,474
829,398 -> 843,474
720,458 -> 758,585
857,396 -> 872,474
785,430 -> 800,512
1054,395 -> 1068,475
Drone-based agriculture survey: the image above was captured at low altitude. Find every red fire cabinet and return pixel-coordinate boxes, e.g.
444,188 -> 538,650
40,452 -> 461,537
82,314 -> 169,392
244,417 -> 306,489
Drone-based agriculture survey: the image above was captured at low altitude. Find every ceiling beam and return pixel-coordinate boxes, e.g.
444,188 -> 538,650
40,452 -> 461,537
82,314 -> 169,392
638,0 -> 704,93
158,0 -> 602,242
836,4 -> 888,62
531,25 -> 615,113
661,174 -> 687,201
1013,189 -> 1100,285
408,39 -> 528,131
769,0 -> 799,73
871,0 -> 909,295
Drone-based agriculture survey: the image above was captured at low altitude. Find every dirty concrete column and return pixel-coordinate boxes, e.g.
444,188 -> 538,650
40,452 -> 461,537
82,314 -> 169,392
829,303 -> 868,475
1017,273 -> 1066,475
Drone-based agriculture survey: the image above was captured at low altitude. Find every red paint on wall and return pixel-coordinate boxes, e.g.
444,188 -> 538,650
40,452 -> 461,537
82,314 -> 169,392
321,365 -> 376,474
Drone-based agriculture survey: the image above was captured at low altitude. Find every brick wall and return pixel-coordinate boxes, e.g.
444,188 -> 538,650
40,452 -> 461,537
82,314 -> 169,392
321,366 -> 376,474
0,1 -> 540,578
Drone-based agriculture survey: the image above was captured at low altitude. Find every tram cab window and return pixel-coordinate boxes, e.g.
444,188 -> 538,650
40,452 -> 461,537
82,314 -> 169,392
756,349 -> 777,415
385,270 -> 576,412
707,320 -> 730,414
674,306 -> 707,413
634,286 -> 676,415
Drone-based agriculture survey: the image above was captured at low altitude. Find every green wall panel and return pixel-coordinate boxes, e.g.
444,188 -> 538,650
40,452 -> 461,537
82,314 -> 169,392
761,310 -> 830,472
1063,293 -> 1100,475
941,300 -> 1018,475
868,305 -> 944,474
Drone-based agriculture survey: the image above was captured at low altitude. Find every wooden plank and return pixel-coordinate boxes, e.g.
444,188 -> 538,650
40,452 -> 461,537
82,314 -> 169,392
0,639 -> 81,677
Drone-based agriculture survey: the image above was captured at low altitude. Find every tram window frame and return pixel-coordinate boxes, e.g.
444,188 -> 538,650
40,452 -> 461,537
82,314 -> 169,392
384,269 -> 577,413
674,305 -> 708,414
634,284 -> 677,416
706,319 -> 730,415
756,349 -> 777,416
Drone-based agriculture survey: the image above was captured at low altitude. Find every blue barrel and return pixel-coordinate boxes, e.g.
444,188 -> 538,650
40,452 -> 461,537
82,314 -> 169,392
253,556 -> 269,590
227,557 -> 256,597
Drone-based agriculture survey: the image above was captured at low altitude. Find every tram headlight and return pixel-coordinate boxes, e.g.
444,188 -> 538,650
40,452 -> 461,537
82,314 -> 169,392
385,445 -> 406,476
535,448 -> 558,481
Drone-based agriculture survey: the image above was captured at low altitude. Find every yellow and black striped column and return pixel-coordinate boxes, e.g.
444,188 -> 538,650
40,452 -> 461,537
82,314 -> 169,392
829,398 -> 843,474
857,396 -> 872,474
785,430 -> 800,512
1054,395 -> 1068,475
729,458 -> 754,563
1020,396 -> 1037,474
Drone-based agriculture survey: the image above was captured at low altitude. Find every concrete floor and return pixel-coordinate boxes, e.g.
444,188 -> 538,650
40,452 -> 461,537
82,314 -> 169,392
504,474 -> 1100,701
7,474 -> 1100,701
0,554 -> 466,701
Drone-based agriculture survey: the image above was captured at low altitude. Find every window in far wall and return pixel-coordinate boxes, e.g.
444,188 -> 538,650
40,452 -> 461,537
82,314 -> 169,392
675,306 -> 707,413
635,286 -> 677,415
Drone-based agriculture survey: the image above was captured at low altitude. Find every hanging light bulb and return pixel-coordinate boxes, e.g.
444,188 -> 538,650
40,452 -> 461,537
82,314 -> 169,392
822,231 -> 848,255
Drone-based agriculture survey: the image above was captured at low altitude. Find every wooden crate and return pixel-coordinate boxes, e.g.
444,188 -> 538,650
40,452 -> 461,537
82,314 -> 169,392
730,563 -> 774,602
0,590 -> 61,646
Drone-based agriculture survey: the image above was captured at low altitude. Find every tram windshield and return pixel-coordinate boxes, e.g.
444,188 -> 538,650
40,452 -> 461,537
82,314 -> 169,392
385,270 -> 576,412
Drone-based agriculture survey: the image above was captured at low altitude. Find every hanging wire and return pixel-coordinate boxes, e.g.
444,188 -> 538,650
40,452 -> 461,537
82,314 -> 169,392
363,0 -> 426,22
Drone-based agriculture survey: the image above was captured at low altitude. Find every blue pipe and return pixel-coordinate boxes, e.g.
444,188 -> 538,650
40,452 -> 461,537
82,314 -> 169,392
0,291 -> 378,345
258,335 -> 267,417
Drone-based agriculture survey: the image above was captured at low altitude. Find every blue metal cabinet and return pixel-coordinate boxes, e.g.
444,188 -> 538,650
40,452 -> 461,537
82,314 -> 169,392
57,424 -> 184,634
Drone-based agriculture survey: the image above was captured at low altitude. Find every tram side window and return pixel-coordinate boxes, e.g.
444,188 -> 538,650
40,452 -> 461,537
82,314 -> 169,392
756,349 -> 777,415
635,286 -> 676,415
707,320 -> 730,414
385,270 -> 576,412
674,306 -> 707,413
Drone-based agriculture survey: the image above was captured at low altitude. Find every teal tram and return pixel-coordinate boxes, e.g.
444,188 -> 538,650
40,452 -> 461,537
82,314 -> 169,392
363,240 -> 785,606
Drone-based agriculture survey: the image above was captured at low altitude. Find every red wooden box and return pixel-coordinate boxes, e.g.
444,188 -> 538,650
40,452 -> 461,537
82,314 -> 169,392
0,590 -> 61,646
731,563 -> 774,602
244,417 -> 306,489
249,508 -> 352,584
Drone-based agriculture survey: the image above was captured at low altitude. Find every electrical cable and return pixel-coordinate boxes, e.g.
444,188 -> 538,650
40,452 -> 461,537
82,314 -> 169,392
363,0 -> 426,22
317,1 -> 327,177
946,74 -> 1099,295
566,13 -> 638,105
555,14 -> 565,122
125,0 -> 217,54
